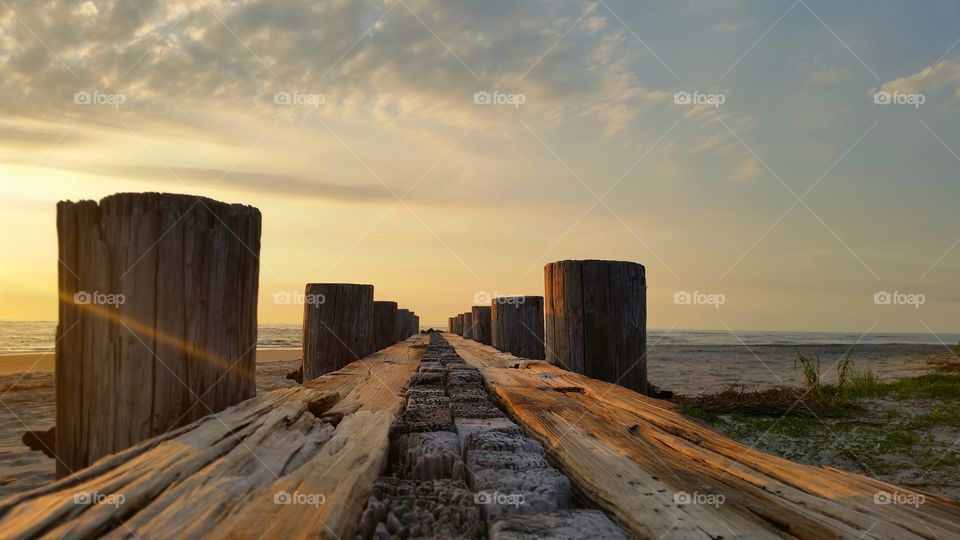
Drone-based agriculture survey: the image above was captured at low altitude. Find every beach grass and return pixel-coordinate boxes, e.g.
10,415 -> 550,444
676,352 -> 960,496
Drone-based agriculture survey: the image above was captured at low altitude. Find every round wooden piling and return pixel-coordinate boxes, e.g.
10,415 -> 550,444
448,317 -> 455,333
396,308 -> 412,341
302,283 -> 375,381
471,306 -> 492,345
455,314 -> 464,335
373,301 -> 398,351
490,296 -> 545,359
407,311 -> 418,337
544,260 -> 647,394
462,312 -> 474,340
55,193 -> 261,477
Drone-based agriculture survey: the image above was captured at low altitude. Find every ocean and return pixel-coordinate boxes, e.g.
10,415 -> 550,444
1,320 -> 958,354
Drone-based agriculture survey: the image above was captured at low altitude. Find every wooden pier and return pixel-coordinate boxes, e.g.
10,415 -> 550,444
2,334 -> 958,539
6,194 -> 960,539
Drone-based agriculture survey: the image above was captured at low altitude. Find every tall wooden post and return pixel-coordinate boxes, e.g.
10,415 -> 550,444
373,301 -> 398,351
544,260 -> 647,394
396,308 -> 411,341
471,305 -> 492,345
302,283 -> 374,381
462,312 -> 474,340
455,314 -> 464,335
448,317 -> 455,333
491,296 -> 545,359
56,193 -> 261,477
406,311 -> 418,337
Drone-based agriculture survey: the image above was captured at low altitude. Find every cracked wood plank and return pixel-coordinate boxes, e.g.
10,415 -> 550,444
445,333 -> 960,540
0,336 -> 426,540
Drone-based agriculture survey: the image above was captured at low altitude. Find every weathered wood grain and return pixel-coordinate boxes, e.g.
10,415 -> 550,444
302,283 -> 375,381
544,259 -> 647,394
445,334 -> 960,540
395,309 -> 412,342
471,306 -> 492,345
0,337 -> 427,540
373,301 -> 398,351
490,297 -> 544,360
462,312 -> 474,340
55,193 -> 261,478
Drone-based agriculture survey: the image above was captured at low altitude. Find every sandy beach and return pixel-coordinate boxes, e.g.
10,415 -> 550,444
0,349 -> 302,499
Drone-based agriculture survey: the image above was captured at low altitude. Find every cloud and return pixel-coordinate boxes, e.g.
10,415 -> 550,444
67,165 -> 401,203
879,57 -> 960,100
0,0 -> 671,140
712,19 -> 752,32
732,156 -> 761,182
0,122 -> 89,149
807,66 -> 852,84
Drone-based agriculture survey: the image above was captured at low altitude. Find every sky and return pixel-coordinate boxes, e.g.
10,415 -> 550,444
0,0 -> 959,335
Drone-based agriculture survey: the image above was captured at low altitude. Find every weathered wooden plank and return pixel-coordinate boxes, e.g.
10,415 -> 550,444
0,336 -> 427,540
55,193 -> 261,478
445,334 -> 960,540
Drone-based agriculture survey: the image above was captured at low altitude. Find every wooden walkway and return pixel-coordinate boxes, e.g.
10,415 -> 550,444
0,337 -> 425,539
446,334 -> 960,539
2,333 -> 959,539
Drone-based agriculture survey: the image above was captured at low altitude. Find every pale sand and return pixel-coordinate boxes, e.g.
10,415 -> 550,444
0,348 -> 302,498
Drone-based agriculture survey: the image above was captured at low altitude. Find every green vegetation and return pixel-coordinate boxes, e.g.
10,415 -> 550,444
676,352 -> 960,491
